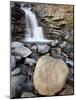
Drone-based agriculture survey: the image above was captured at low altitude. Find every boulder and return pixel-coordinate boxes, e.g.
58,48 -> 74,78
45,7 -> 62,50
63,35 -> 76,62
51,40 -> 59,47
37,44 -> 50,54
16,55 -> 22,60
25,58 -> 36,66
14,46 -> 32,57
31,45 -> 37,52
60,41 -> 67,48
11,67 -> 21,76
33,55 -> 69,95
11,41 -> 23,48
10,75 -> 26,98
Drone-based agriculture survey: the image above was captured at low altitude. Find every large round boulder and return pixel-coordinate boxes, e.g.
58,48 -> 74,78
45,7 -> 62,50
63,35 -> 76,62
33,55 -> 69,95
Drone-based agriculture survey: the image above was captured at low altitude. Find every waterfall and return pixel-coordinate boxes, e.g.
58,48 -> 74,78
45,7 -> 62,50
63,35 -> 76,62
21,6 -> 52,42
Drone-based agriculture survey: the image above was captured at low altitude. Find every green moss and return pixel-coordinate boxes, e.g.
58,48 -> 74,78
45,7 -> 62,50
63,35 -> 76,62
66,16 -> 73,31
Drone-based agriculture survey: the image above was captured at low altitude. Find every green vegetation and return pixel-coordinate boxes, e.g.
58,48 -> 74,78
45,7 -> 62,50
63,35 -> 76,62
66,16 -> 73,31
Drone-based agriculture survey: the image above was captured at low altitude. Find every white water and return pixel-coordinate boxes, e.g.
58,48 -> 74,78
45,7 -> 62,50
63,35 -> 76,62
21,7 -> 52,42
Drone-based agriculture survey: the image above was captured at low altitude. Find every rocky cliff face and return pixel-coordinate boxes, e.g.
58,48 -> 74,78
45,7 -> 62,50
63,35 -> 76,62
31,4 -> 73,42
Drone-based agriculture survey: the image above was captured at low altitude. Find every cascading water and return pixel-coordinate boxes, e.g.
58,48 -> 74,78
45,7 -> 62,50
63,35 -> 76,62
21,6 -> 52,42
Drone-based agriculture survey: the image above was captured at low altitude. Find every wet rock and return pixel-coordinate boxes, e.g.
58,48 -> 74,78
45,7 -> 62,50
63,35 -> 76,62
10,75 -> 26,98
65,58 -> 74,67
22,80 -> 34,92
11,41 -> 23,48
24,43 -> 32,48
58,84 -> 74,95
11,55 -> 16,71
30,53 -> 40,61
21,92 -> 36,98
62,52 -> 68,58
25,58 -> 36,66
14,46 -> 32,57
51,40 -> 59,47
31,45 -> 37,52
64,33 -> 69,40
11,67 -> 21,76
16,55 -> 22,60
60,41 -> 67,48
37,44 -> 50,54
33,55 -> 69,95
51,48 -> 62,55
58,21 -> 66,27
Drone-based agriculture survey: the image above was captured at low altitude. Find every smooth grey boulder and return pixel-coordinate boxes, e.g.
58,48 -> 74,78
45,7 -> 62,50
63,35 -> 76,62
51,40 -> 58,47
11,41 -> 23,48
11,67 -> 21,76
14,46 -> 32,57
10,75 -> 26,98
25,58 -> 36,66
37,44 -> 50,54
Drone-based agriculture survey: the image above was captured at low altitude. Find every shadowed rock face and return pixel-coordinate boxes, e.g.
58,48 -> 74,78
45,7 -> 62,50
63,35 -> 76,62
33,55 -> 69,95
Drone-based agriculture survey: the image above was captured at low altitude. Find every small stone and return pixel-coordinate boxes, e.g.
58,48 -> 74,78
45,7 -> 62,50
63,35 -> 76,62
51,40 -> 59,47
65,58 -> 74,67
11,41 -> 23,48
33,55 -> 69,95
11,55 -> 16,71
16,55 -> 22,60
31,45 -> 37,52
10,75 -> 26,98
51,48 -> 61,55
30,53 -> 40,61
37,44 -> 50,54
60,41 -> 67,48
21,92 -> 36,98
14,46 -> 32,57
58,21 -> 66,27
11,67 -> 21,76
64,33 -> 69,40
25,58 -> 36,66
